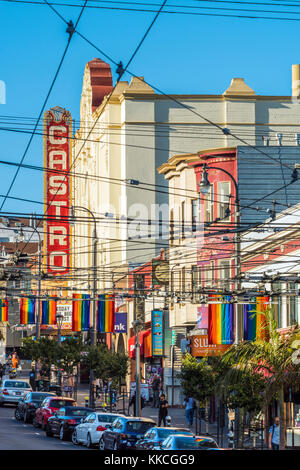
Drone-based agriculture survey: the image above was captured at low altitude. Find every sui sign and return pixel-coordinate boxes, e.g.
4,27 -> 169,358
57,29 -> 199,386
44,107 -> 72,275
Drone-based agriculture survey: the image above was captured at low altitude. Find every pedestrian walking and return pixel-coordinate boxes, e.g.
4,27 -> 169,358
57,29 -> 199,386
0,362 -> 3,383
128,391 -> 145,416
269,416 -> 280,450
151,374 -> 161,408
158,393 -> 168,427
29,368 -> 35,390
184,396 -> 195,426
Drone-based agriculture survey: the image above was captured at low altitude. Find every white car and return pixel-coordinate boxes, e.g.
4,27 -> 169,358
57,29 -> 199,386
73,412 -> 125,448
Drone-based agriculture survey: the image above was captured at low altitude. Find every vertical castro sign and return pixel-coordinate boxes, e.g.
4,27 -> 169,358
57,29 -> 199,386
44,107 -> 72,275
151,310 -> 164,356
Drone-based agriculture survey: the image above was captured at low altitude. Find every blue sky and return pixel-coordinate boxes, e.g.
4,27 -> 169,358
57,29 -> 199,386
1,0 -> 300,214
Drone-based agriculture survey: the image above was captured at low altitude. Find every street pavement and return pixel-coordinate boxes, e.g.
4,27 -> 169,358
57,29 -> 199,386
0,405 -> 88,450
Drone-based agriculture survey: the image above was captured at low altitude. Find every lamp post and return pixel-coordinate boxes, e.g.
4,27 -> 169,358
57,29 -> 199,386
18,225 -> 42,339
56,312 -> 64,388
71,206 -> 97,408
199,164 -> 241,345
133,319 -> 143,417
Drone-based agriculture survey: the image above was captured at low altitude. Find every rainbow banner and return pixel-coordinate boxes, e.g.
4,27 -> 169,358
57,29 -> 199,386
0,298 -> 8,322
208,296 -> 234,345
72,294 -> 90,332
41,300 -> 57,325
97,294 -> 115,333
244,296 -> 269,341
20,298 -> 36,325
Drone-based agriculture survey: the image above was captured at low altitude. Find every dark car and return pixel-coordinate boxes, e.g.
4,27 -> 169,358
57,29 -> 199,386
99,416 -> 156,450
15,391 -> 56,423
136,427 -> 193,450
45,406 -> 94,441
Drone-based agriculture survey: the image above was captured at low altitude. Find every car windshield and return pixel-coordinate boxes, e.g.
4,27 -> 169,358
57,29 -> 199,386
157,429 -> 192,438
126,421 -> 154,433
4,381 -> 30,389
175,437 -> 218,449
50,400 -> 74,408
97,415 -> 120,423
31,393 -> 52,401
67,409 -> 91,417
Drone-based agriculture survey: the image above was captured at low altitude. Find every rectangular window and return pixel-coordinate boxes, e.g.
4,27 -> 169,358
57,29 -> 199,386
182,267 -> 185,294
192,265 -> 201,303
170,210 -> 174,245
286,282 -> 298,326
205,261 -> 214,287
181,201 -> 185,239
218,182 -> 231,221
219,259 -> 231,290
272,282 -> 282,328
191,199 -> 199,233
204,186 -> 214,223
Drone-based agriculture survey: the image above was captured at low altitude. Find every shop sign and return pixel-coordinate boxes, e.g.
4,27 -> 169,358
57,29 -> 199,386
189,335 -> 231,357
114,312 -> 127,333
151,310 -> 163,356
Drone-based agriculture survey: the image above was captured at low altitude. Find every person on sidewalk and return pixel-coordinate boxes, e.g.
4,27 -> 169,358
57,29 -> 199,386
269,417 -> 280,450
151,374 -> 161,408
184,397 -> 195,426
29,368 -> 35,390
158,393 -> 168,427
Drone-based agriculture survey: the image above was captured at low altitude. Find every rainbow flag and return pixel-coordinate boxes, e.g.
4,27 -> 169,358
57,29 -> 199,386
72,294 -> 90,332
20,298 -> 36,325
244,296 -> 269,341
97,294 -> 115,333
208,296 -> 234,345
0,298 -> 8,322
41,300 -> 57,325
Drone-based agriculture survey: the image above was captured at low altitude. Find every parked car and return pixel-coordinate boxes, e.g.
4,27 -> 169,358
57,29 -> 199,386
99,416 -> 156,450
73,412 -> 125,447
0,380 -> 31,406
153,434 -> 219,450
136,427 -> 194,449
34,396 -> 76,429
45,406 -> 94,441
15,392 -> 56,423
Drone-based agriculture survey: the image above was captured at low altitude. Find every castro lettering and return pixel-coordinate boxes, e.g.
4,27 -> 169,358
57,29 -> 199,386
44,108 -> 71,275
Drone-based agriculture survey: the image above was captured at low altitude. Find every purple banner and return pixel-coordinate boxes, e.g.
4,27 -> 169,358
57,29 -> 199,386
114,312 -> 127,334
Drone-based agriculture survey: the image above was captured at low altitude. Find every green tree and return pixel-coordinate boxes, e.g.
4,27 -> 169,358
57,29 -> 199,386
59,336 -> 84,375
221,307 -> 300,449
81,344 -> 129,388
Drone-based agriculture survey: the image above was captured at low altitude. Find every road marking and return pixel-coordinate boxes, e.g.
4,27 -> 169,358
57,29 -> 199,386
35,433 -> 40,435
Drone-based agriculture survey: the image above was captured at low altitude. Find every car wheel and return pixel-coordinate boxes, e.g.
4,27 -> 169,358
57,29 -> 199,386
15,408 -> 21,421
98,438 -> 106,451
59,426 -> 66,441
72,430 -> 78,445
86,433 -> 93,449
46,423 -> 53,437
33,416 -> 39,428
113,441 -> 119,451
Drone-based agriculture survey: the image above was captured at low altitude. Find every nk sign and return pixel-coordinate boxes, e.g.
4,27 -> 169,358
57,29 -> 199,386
44,107 -> 72,275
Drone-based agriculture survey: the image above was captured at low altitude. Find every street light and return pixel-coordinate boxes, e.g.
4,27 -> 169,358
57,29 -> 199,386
71,205 -> 97,408
199,164 -> 241,345
18,224 -> 42,339
56,312 -> 64,388
133,319 -> 143,417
